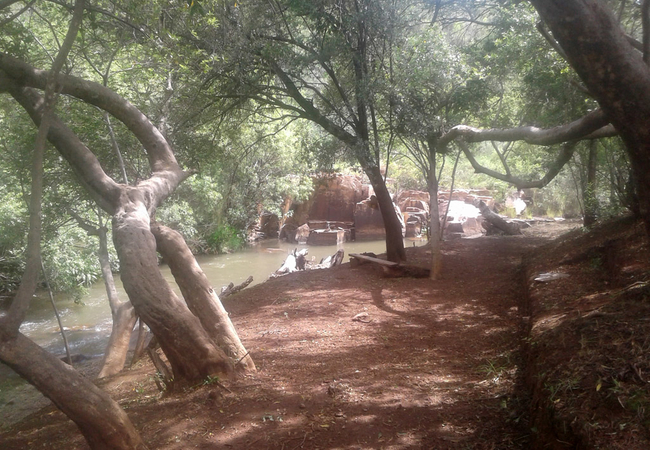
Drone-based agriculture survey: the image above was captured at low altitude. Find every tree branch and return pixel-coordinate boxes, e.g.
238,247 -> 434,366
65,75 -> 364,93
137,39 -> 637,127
641,0 -> 650,65
259,34 -> 359,125
1,0 -> 85,334
0,53 -> 182,174
267,59 -> 361,149
1,78 -> 122,213
0,0 -> 36,27
439,109 -> 612,148
459,139 -> 579,190
536,21 -> 567,60
0,0 -> 21,10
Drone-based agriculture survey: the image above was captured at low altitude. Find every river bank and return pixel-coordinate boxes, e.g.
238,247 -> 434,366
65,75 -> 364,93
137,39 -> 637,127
0,220 -> 561,448
4,218 -> 648,448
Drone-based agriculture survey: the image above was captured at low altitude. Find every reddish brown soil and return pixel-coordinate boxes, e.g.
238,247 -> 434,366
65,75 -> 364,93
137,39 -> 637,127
524,217 -> 650,449
2,218 -> 649,449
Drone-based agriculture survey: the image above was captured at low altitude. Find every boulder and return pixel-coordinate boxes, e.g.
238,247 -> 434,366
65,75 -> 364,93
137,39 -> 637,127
304,174 -> 365,223
307,228 -> 348,245
295,224 -> 310,244
395,190 -> 430,213
259,213 -> 280,239
354,197 -> 386,240
354,196 -> 405,240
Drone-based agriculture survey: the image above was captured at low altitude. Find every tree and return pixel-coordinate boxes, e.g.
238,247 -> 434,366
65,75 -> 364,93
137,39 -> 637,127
0,1 -> 146,447
175,0 -> 409,261
527,0 -> 650,235
1,1 -> 255,446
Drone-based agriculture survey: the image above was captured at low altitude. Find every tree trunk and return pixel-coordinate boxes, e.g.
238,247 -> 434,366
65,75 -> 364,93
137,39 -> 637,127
474,200 -> 522,235
97,226 -> 137,378
428,177 -> 443,280
584,140 -> 599,227
426,136 -> 443,280
529,0 -> 650,237
151,224 -> 255,373
365,165 -> 406,262
112,200 -> 235,383
0,331 -> 146,449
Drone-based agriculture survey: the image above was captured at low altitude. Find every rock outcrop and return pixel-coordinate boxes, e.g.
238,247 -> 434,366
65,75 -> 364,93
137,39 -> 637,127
258,174 -> 502,243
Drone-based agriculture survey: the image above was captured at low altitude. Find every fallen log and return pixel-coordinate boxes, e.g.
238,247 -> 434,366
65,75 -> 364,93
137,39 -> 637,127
349,253 -> 430,278
319,249 -> 345,268
349,253 -> 398,267
330,249 -> 345,267
473,199 -> 522,235
272,248 -> 309,276
220,275 -> 254,298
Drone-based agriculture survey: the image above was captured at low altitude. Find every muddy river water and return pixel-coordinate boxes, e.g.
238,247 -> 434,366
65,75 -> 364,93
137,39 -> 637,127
0,238 -> 426,426
12,239 -> 404,364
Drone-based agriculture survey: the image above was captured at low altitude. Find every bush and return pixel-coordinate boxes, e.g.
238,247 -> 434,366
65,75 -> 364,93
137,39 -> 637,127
207,225 -> 245,254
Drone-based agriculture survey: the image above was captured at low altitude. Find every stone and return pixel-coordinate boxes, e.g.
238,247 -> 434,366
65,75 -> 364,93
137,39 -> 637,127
354,197 -> 386,240
405,222 -> 422,238
307,229 -> 348,245
295,224 -> 310,244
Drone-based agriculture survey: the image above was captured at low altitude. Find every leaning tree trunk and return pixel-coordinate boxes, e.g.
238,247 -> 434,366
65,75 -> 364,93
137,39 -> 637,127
97,226 -> 137,378
151,224 -> 255,373
583,140 -> 599,227
365,165 -> 406,262
1,53 -> 246,384
112,198 -> 235,383
0,331 -> 146,449
530,0 -> 650,238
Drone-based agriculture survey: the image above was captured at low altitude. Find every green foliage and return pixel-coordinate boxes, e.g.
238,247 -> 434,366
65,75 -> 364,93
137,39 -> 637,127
0,193 -> 27,292
156,200 -> 199,241
0,0 -> 639,294
41,225 -> 102,297
207,224 -> 244,254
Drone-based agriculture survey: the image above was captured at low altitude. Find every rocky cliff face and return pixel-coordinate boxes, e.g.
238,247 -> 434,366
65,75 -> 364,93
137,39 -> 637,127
280,174 -> 375,242
256,174 -> 493,243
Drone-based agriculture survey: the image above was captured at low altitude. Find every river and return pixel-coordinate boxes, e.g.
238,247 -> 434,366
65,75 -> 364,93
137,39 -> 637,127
12,238 -> 410,361
0,238 -> 426,426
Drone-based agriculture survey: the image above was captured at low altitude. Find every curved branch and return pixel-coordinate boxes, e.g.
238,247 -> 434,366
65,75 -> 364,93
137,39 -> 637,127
439,109 -> 612,148
1,78 -> 122,212
459,139 -> 579,190
0,0 -> 36,27
0,53 -> 181,174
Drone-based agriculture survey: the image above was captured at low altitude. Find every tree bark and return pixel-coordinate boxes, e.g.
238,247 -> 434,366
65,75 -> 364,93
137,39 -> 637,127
365,165 -> 406,262
268,60 -> 406,263
426,136 -> 443,280
584,140 -> 599,227
96,225 -> 137,378
1,61 -> 244,383
151,224 -> 254,373
113,203 -> 235,382
529,0 -> 650,237
0,331 -> 147,449
0,2 -> 148,447
474,200 -> 522,236
427,175 -> 443,280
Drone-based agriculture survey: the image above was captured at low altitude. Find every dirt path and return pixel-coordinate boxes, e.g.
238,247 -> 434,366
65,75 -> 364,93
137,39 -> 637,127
2,233 -> 553,449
